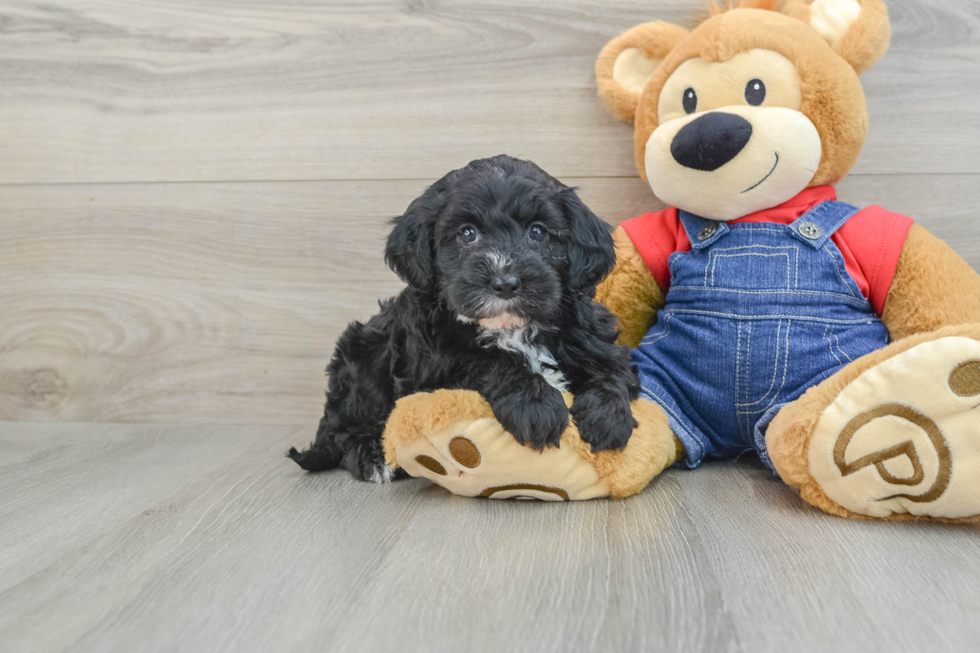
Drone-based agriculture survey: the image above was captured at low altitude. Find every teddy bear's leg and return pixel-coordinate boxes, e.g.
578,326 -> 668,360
382,390 -> 683,500
765,324 -> 980,522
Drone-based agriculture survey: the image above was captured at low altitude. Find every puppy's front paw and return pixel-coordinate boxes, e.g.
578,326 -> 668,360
492,387 -> 569,450
571,392 -> 637,452
343,442 -> 407,483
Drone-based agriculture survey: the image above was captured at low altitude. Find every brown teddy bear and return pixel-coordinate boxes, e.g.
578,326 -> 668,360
382,0 -> 980,522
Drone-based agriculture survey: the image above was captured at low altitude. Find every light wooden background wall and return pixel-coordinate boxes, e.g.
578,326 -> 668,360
2,0 -> 979,426
3,4 -> 980,651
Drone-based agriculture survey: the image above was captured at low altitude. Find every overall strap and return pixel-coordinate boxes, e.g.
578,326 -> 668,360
677,210 -> 730,251
787,200 -> 861,249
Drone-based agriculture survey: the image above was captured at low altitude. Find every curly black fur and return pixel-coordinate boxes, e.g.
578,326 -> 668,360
288,155 -> 640,482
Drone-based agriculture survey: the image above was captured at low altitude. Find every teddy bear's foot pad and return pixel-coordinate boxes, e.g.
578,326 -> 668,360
395,417 -> 610,501
808,336 -> 980,519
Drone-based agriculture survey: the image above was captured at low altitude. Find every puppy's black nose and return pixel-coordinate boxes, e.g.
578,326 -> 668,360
671,112 -> 752,171
491,275 -> 521,299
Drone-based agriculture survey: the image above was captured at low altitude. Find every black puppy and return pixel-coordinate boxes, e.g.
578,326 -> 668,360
288,155 -> 639,482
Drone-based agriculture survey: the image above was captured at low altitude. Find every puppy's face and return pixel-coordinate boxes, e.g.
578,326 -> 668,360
385,156 -> 615,330
435,175 -> 568,328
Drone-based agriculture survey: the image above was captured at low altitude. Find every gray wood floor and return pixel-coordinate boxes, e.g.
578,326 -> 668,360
3,422 -> 980,653
2,0 -> 980,651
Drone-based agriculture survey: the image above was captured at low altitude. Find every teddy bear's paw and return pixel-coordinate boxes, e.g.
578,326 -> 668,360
395,416 -> 611,501
808,336 -> 980,520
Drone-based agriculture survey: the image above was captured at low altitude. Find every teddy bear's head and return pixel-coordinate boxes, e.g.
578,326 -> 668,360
596,0 -> 891,221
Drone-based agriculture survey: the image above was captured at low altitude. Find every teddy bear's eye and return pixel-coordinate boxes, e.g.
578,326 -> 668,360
745,79 -> 766,106
683,87 -> 698,114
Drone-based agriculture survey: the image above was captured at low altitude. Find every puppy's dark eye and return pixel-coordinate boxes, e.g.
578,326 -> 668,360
528,223 -> 548,242
745,79 -> 766,106
683,87 -> 697,114
458,225 -> 479,244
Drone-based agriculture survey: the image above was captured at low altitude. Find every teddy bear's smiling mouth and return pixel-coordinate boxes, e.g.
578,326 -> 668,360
742,152 -> 779,193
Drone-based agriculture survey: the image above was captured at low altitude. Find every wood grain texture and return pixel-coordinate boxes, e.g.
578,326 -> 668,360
2,3 -> 979,651
1,422 -> 978,653
2,174 -> 979,425
0,0 -> 978,184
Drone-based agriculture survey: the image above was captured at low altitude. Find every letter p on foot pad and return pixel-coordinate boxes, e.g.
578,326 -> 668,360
809,337 -> 980,519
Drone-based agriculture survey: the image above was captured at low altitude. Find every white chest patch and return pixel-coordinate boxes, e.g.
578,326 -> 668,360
481,327 -> 569,392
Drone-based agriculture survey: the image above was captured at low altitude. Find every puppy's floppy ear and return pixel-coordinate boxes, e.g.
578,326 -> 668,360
561,189 -> 617,292
385,180 -> 446,290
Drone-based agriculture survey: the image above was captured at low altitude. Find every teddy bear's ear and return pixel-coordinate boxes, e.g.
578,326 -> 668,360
783,0 -> 891,74
596,21 -> 689,122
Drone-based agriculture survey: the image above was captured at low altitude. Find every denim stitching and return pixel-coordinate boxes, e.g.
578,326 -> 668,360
821,246 -> 859,299
639,313 -> 672,346
745,322 -> 752,406
729,227 -> 787,233
704,244 -> 798,287
763,320 -> 791,419
740,321 -> 751,440
741,322 -> 752,439
833,330 -> 853,362
822,324 -> 854,365
736,320 -> 781,409
735,321 -> 743,417
663,308 -> 879,324
705,243 -> 800,251
737,320 -> 791,441
668,286 -> 871,307
823,324 -> 843,365
710,252 -> 792,290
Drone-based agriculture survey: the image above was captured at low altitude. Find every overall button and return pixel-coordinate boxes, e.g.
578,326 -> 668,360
698,222 -> 718,240
798,221 -> 823,239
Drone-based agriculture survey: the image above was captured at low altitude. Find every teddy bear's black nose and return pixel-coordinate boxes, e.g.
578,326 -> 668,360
671,112 -> 753,171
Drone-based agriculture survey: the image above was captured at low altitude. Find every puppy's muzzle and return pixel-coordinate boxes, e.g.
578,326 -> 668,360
491,274 -> 521,300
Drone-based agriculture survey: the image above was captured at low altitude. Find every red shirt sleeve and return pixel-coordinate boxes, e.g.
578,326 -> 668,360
833,206 -> 913,316
620,208 -> 690,291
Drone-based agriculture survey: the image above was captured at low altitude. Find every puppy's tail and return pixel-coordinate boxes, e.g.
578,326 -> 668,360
287,443 -> 343,472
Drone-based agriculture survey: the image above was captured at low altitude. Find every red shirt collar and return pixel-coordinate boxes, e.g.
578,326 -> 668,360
729,186 -> 837,224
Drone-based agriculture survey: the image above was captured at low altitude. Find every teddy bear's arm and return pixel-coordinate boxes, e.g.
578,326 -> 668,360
594,225 -> 665,349
881,224 -> 980,340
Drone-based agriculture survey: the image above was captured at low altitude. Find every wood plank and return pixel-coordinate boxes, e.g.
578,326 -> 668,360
677,462 -> 980,652
0,0 -> 978,184
2,174 -> 978,425
0,179 -> 419,425
0,421 -> 305,592
1,422 -> 978,652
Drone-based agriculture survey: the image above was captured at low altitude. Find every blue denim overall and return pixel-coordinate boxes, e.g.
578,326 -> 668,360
631,200 -> 889,472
